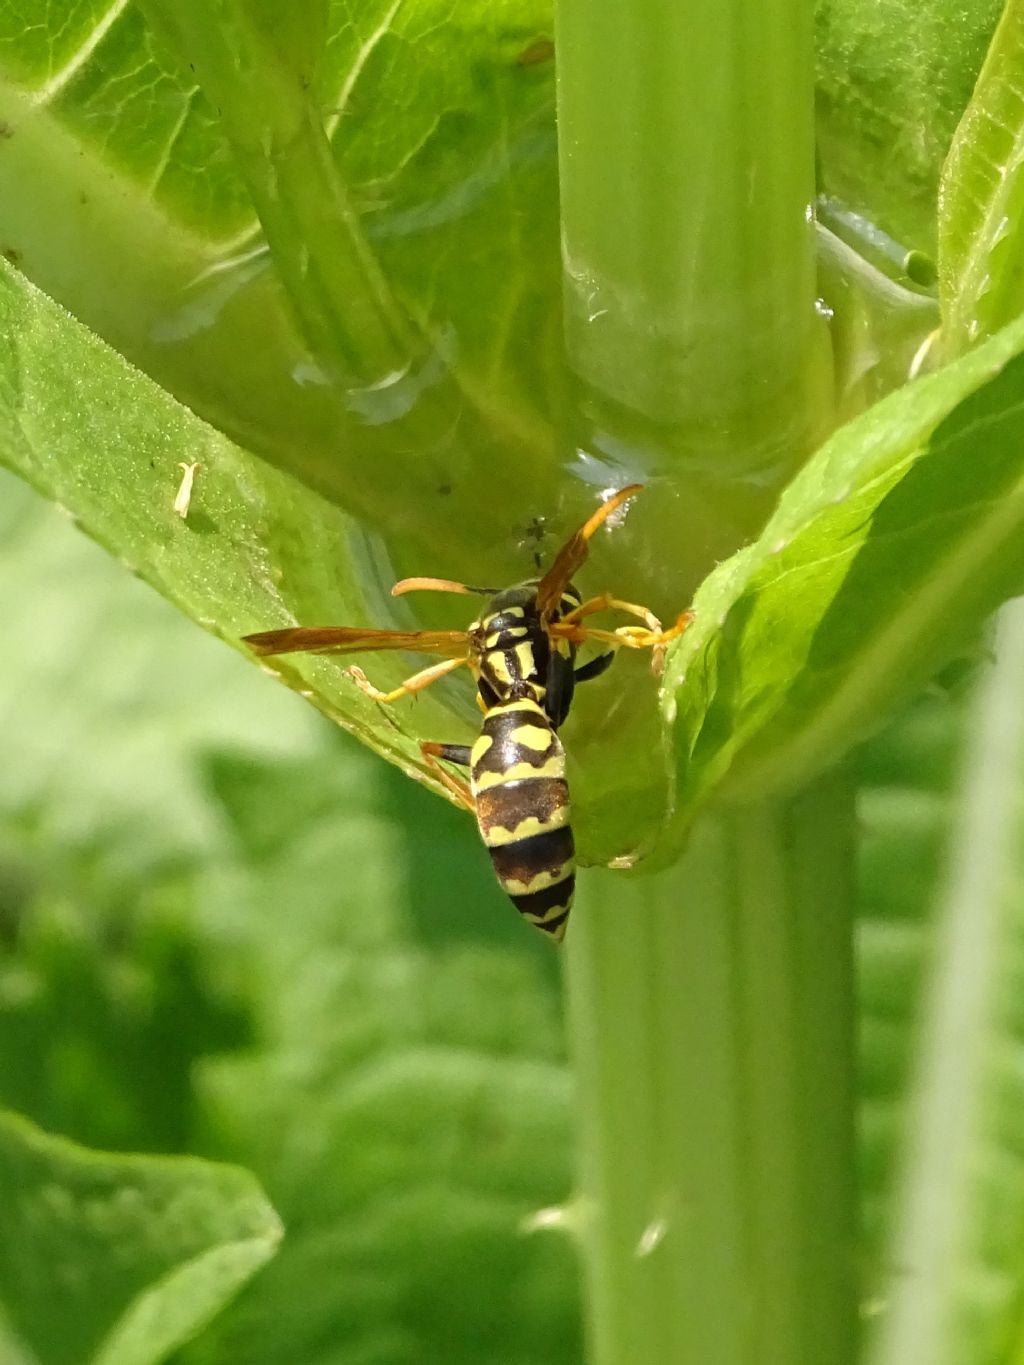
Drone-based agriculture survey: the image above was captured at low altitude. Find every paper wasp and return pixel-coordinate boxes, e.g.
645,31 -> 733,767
243,485 -> 690,942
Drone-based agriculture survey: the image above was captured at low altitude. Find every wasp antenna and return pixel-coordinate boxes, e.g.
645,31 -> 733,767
535,485 -> 644,619
391,577 -> 497,597
578,484 -> 644,543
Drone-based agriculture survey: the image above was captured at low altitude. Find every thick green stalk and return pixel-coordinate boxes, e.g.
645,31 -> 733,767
556,0 -> 829,514
567,780 -> 859,1365
556,2 -> 855,1363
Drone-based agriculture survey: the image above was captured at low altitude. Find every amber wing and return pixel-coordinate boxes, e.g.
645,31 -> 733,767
242,626 -> 470,659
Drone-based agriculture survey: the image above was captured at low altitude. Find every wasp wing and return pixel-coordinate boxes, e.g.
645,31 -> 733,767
242,626 -> 470,659
535,484 -> 643,619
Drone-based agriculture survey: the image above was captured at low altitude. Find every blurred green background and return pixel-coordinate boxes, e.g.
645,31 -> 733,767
0,467 -> 581,1365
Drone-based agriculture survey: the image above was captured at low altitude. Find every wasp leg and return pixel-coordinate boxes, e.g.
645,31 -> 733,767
423,742 -> 472,767
554,604 -> 693,650
420,742 -> 475,811
551,609 -> 693,675
348,654 -> 468,704
561,593 -> 663,634
574,652 -> 615,684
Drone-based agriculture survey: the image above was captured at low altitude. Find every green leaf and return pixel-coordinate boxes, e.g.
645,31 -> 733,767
662,312 -> 1024,839
0,0 -> 565,558
815,0 -> 1002,256
0,255 -> 471,802
0,1111 -> 280,1365
0,258 -> 675,864
939,0 -> 1024,354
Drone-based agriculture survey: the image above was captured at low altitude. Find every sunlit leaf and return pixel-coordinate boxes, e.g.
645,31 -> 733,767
662,312 -> 1024,839
940,0 -> 1024,354
0,256 -> 470,801
0,0 -> 564,558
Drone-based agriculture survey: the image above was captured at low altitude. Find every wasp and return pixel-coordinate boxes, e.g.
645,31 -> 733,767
243,485 -> 690,942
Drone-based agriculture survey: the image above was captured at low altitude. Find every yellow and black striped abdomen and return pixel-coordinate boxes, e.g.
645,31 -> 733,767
470,699 -> 575,942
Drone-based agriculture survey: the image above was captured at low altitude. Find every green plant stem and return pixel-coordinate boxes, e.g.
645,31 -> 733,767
556,0 -> 829,515
556,2 -> 854,1360
567,776 -> 859,1365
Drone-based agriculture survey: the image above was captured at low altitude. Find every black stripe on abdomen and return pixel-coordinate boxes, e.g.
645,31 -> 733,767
471,702 -> 560,781
469,702 -> 575,942
484,825 -> 575,941
509,877 -> 575,940
487,826 -> 574,885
